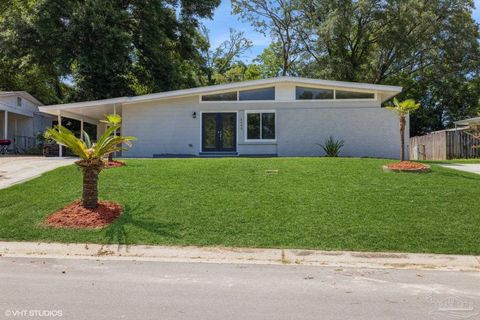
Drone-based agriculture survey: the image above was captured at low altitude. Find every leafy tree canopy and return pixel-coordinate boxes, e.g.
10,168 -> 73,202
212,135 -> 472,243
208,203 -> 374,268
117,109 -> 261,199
0,0 -> 221,102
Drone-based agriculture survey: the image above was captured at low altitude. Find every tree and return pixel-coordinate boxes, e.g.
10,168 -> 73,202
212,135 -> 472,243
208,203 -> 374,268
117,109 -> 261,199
200,27 -> 253,84
294,0 -> 480,136
45,116 -> 135,209
253,42 -> 296,77
0,0 -> 221,102
232,0 -> 300,76
386,98 -> 420,161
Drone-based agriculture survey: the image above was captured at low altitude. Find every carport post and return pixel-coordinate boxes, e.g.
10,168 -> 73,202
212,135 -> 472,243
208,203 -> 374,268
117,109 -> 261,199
113,104 -> 117,156
3,111 -> 7,140
57,112 -> 62,157
80,119 -> 84,140
113,104 -> 117,136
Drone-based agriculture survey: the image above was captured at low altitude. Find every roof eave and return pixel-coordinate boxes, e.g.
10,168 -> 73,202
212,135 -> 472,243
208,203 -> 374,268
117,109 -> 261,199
39,76 -> 403,110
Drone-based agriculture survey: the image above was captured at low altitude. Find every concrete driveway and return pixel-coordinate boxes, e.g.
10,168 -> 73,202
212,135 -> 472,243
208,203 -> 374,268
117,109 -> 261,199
0,156 -> 76,190
439,163 -> 480,175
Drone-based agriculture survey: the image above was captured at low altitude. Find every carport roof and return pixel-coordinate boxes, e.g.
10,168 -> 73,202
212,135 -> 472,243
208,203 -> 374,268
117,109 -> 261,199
455,117 -> 480,126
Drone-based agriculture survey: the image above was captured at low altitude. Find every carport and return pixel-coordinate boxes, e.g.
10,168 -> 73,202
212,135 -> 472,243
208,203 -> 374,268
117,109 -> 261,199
39,99 -> 125,157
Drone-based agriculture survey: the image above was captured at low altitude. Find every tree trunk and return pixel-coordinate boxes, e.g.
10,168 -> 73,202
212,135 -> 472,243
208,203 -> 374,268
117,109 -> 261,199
76,160 -> 103,209
400,116 -> 406,161
108,152 -> 113,162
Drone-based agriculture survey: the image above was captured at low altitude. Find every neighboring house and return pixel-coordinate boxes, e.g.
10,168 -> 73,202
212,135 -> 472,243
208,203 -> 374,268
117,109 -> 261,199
39,76 -> 404,158
0,91 -> 53,152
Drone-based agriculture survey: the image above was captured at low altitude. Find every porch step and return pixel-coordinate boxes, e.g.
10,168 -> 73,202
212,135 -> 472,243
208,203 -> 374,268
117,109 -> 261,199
199,152 -> 239,158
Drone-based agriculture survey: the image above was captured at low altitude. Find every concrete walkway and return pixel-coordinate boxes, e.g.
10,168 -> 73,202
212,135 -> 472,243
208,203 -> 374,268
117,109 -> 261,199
439,163 -> 480,175
1,241 -> 479,272
0,156 -> 76,189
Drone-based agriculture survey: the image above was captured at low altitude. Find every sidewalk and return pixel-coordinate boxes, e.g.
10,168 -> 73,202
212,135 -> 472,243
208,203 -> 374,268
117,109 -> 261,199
1,241 -> 479,272
439,163 -> 480,175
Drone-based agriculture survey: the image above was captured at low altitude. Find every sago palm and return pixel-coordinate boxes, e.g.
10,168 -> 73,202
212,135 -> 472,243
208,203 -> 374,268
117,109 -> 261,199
45,119 -> 135,209
100,114 -> 122,162
386,98 -> 420,161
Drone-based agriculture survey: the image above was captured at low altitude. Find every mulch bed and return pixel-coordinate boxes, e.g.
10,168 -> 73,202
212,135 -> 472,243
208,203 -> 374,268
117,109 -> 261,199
44,201 -> 122,229
383,161 -> 430,173
103,160 -> 125,168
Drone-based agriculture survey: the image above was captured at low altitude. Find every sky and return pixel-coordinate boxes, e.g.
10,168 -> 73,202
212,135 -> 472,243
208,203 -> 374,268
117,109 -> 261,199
202,0 -> 480,63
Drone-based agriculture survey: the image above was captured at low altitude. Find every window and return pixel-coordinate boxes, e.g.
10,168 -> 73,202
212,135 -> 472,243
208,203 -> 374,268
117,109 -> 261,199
246,112 -> 275,140
201,91 -> 237,101
336,90 -> 374,99
16,97 -> 22,107
239,87 -> 275,101
296,87 -> 333,100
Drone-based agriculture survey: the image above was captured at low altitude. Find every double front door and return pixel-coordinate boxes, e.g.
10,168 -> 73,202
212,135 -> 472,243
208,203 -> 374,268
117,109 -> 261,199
202,112 -> 237,152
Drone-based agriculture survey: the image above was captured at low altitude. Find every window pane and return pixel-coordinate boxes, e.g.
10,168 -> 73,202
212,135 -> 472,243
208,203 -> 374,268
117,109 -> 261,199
239,87 -> 275,100
201,91 -> 237,101
336,90 -> 374,99
296,87 -> 333,100
247,113 -> 260,139
262,113 -> 275,139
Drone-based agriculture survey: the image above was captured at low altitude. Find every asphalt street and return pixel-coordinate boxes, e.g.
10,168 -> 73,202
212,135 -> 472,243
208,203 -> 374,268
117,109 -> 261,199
0,257 -> 479,320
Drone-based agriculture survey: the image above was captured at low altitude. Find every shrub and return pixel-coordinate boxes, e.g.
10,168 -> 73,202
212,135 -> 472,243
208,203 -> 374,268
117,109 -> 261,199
318,136 -> 344,157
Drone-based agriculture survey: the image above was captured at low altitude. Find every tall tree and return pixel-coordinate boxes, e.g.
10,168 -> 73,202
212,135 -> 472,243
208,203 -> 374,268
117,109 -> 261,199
200,27 -> 253,85
0,0 -> 221,102
294,0 -> 480,135
232,0 -> 300,76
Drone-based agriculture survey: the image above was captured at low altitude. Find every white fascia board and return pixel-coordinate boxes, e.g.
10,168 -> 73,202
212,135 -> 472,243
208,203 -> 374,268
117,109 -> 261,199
40,76 -> 403,110
40,96 -> 129,111
0,91 -> 44,106
455,117 -> 480,126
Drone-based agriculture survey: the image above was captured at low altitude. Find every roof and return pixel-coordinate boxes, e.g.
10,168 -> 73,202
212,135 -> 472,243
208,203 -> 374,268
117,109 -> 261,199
40,76 -> 402,112
455,117 -> 480,126
0,91 -> 43,106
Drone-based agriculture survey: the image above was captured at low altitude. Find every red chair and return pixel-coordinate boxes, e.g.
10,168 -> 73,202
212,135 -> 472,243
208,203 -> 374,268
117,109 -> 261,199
0,139 -> 11,154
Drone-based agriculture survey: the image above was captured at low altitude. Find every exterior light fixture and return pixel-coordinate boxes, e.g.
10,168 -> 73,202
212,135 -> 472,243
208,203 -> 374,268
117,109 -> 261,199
192,112 -> 197,119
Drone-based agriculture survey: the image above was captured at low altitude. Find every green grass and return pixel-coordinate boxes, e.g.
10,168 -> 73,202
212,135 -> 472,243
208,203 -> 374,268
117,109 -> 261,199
1,158 -> 479,255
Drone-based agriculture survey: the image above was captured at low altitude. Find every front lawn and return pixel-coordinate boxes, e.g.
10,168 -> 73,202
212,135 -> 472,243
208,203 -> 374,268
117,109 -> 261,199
0,158 -> 479,254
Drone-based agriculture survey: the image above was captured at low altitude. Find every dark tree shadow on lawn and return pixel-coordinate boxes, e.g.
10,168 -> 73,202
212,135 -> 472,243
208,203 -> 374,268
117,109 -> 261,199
105,203 -> 181,250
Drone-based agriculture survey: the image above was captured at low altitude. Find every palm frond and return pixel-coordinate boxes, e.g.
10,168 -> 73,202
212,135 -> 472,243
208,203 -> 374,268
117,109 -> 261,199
45,125 -> 90,159
83,130 -> 92,148
100,114 -> 122,125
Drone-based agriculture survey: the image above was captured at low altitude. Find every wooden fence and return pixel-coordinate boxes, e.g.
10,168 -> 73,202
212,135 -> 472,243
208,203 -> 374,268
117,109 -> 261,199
409,130 -> 480,160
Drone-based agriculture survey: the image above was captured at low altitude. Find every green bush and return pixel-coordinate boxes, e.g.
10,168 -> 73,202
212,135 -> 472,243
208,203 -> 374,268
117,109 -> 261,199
319,136 -> 344,157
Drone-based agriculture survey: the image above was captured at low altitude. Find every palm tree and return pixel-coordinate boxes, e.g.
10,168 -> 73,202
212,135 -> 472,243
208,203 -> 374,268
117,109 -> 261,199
100,114 -> 122,162
386,98 -> 420,161
45,118 -> 135,209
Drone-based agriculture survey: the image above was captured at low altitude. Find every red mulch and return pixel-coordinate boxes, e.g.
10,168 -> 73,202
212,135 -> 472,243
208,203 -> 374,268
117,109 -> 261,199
45,201 -> 122,229
103,160 -> 125,168
386,161 -> 430,172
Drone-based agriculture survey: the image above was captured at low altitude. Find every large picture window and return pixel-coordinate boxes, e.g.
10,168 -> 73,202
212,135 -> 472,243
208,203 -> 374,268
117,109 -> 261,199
246,111 -> 276,140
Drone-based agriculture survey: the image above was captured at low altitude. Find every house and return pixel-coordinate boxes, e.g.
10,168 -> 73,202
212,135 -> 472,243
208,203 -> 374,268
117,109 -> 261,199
0,91 -> 53,152
39,77 -> 404,158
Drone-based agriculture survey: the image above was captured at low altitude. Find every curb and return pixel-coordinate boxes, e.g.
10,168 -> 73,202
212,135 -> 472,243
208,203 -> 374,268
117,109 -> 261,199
1,241 -> 479,272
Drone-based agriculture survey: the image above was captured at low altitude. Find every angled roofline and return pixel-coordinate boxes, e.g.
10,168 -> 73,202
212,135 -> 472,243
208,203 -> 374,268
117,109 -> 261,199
455,117 -> 480,126
40,76 -> 402,111
0,91 -> 44,106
